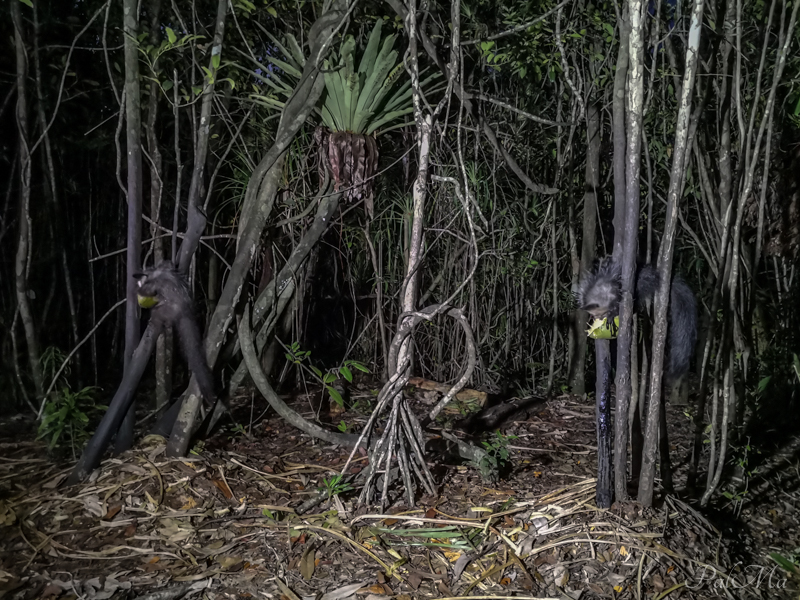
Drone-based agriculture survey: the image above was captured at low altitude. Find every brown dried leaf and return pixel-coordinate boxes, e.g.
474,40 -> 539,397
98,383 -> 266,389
300,546 -> 316,580
212,478 -> 233,499
103,503 -> 122,520
217,555 -> 244,571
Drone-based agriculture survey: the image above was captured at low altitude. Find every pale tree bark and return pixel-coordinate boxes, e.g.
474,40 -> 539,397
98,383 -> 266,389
687,0 -> 737,496
165,0 -> 347,457
640,0 -> 707,507
176,0 -> 227,271
610,4 -> 630,262
11,0 -> 44,402
352,0 -> 447,508
614,0 -> 646,502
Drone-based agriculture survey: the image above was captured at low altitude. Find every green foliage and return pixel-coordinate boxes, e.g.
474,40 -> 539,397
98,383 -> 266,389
722,439 -> 759,507
321,19 -> 430,134
40,346 -> 70,389
286,341 -> 369,408
135,29 -> 211,101
38,387 -> 104,454
227,422 -> 249,440
284,341 -> 311,365
132,21 -> 237,103
770,551 -> 800,576
322,360 -> 369,407
472,431 -> 517,480
250,19 -> 440,134
319,473 -> 353,499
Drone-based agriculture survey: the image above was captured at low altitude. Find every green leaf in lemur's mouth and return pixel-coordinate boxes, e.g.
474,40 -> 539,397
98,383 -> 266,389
137,294 -> 159,309
586,316 -> 619,340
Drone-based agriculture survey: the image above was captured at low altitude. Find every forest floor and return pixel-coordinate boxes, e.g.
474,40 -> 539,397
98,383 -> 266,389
0,381 -> 798,600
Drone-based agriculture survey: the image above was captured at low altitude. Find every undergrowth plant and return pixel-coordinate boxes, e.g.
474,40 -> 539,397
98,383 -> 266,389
38,386 -> 104,457
320,473 -> 353,499
284,341 -> 369,408
472,431 -> 517,481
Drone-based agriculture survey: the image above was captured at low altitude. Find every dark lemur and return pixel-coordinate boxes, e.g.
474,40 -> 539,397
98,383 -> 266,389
577,258 -> 698,382
135,261 -> 216,405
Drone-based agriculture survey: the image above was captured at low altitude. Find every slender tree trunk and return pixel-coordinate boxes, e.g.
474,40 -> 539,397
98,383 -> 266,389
595,3 -> 629,509
32,2 -> 82,382
640,0 -> 707,506
116,0 -> 145,452
615,0 -> 646,502
570,103 -> 600,393
11,0 -> 45,403
145,0 -> 172,413
176,0 -> 228,272
160,0 -> 228,454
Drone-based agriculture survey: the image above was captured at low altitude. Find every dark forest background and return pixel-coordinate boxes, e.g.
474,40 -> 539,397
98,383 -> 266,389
1,0 -> 799,505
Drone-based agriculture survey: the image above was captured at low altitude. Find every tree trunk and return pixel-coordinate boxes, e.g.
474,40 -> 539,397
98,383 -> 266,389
32,2 -> 81,382
116,0 -> 145,452
11,0 -> 45,403
615,0 -> 646,502
595,3 -> 629,509
145,0 -> 172,414
640,0 -> 707,506
569,103 -> 600,393
165,0 -> 347,457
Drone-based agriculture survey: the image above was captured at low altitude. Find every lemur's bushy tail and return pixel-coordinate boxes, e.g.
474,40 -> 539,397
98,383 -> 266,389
629,264 -> 697,380
666,274 -> 697,380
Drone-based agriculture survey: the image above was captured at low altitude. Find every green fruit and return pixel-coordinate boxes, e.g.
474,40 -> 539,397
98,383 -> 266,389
137,294 -> 159,309
586,316 -> 619,340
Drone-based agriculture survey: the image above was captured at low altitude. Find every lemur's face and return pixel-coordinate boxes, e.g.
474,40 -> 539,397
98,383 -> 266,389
134,271 -> 159,299
582,303 -> 610,319
579,280 -> 619,319
134,263 -> 174,301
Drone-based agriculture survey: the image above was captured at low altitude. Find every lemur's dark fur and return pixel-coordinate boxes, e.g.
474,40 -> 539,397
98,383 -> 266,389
135,261 -> 216,404
577,258 -> 698,381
